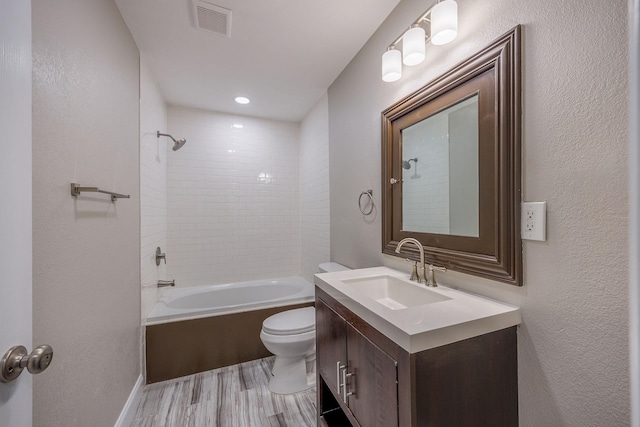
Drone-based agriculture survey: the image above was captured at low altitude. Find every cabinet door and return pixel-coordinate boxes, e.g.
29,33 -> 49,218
316,299 -> 347,396
346,326 -> 399,427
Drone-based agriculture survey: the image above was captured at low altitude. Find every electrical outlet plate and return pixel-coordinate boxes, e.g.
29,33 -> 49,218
521,202 -> 546,241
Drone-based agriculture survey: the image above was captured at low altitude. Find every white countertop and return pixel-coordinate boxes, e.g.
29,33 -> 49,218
314,266 -> 521,353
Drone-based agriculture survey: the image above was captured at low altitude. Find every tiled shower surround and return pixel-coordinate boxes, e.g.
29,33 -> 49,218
166,106 -> 302,287
140,61 -> 167,319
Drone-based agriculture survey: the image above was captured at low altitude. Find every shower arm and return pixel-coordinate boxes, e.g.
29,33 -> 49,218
157,131 -> 178,144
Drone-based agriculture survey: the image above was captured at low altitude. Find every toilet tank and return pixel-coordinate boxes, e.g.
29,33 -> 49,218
318,262 -> 350,273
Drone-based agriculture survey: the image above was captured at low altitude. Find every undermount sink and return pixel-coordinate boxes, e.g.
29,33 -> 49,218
342,275 -> 450,310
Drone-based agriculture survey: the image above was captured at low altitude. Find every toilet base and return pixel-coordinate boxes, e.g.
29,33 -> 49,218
268,355 -> 315,394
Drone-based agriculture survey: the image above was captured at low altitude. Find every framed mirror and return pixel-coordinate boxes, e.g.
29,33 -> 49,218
382,26 -> 522,286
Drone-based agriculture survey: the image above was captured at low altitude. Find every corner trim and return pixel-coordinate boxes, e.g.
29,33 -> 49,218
114,375 -> 143,427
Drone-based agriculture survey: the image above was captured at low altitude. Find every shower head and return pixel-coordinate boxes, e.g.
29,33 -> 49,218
172,138 -> 187,151
157,131 -> 187,151
403,158 -> 418,170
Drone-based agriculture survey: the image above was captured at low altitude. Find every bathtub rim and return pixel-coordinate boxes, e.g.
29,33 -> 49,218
146,275 -> 314,326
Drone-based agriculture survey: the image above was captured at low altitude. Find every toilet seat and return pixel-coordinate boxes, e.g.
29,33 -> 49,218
262,307 -> 315,336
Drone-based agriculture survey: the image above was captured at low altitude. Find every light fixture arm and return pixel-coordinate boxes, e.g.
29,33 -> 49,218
381,0 -> 458,82
386,5 -> 435,50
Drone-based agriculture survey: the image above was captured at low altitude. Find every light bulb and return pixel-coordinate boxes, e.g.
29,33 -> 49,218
402,25 -> 426,66
431,0 -> 458,45
382,49 -> 402,82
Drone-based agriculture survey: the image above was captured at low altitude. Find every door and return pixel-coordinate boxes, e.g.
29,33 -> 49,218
0,0 -> 33,425
346,325 -> 398,427
316,299 -> 347,395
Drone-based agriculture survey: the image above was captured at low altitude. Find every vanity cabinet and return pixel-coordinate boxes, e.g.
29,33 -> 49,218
315,286 -> 518,427
316,298 -> 398,427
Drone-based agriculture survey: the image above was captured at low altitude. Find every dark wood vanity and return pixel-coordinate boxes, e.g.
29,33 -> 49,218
316,286 -> 518,427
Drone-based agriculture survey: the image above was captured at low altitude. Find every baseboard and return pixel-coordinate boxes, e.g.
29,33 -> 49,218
114,375 -> 144,427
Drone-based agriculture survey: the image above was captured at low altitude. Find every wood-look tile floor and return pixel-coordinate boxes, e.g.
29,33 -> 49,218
130,357 -> 317,427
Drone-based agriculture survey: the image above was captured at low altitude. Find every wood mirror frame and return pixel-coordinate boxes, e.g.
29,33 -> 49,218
382,26 -> 522,286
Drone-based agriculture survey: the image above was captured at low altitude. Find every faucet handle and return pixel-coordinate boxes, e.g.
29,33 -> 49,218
404,259 -> 419,281
430,265 -> 447,273
426,264 -> 447,287
155,247 -> 167,266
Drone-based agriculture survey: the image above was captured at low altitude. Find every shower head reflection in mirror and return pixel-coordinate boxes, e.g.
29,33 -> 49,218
402,158 -> 418,170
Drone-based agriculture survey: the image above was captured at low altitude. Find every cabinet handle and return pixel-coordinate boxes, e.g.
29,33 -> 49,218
337,361 -> 345,395
342,367 -> 355,402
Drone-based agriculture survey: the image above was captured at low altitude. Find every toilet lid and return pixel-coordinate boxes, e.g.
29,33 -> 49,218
262,307 -> 315,336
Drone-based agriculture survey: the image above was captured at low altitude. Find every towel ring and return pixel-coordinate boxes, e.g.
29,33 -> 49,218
358,190 -> 374,215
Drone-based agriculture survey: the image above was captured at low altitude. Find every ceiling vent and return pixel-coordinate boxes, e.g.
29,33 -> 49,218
192,1 -> 232,37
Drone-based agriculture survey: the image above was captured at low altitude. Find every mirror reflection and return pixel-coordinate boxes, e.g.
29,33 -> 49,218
401,95 -> 479,237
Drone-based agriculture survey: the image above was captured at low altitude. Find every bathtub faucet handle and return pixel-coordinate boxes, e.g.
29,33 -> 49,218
157,280 -> 175,288
156,247 -> 166,266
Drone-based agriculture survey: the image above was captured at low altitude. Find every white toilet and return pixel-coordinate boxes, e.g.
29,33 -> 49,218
260,262 -> 350,394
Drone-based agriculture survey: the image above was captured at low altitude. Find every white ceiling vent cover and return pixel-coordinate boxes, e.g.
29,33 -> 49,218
192,1 -> 232,37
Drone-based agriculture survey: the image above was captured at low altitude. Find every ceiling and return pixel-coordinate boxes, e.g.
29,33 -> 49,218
115,0 -> 401,122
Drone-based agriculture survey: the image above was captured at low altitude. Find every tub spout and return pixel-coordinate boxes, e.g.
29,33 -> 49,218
157,280 -> 175,288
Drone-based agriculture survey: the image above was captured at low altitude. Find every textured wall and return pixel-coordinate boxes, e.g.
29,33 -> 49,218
166,106 -> 301,287
32,0 -> 141,425
328,0 -> 629,425
140,58 -> 168,321
300,94 -> 331,283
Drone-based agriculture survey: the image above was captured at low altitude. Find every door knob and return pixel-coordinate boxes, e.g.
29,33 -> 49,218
0,344 -> 53,383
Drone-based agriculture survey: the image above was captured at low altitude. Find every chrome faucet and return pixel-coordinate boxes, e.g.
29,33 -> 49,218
395,238 -> 447,287
395,238 -> 426,284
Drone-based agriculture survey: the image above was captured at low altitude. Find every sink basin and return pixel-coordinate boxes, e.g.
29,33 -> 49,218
342,275 -> 450,310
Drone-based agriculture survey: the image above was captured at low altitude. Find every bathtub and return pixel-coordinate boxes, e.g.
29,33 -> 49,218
145,276 -> 316,383
147,276 -> 315,325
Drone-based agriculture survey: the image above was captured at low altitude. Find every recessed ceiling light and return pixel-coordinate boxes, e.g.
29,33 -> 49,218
232,123 -> 244,129
234,96 -> 250,104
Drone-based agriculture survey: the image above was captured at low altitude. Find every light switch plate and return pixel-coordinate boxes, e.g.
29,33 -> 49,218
521,202 -> 546,241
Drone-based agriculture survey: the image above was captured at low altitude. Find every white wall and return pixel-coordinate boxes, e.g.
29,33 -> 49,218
140,58 -> 168,321
32,0 -> 141,425
630,1 -> 640,425
300,94 -> 331,283
166,106 -> 301,287
328,0 -> 629,425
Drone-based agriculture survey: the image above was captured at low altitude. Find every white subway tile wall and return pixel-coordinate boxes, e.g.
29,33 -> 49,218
402,111 -> 450,234
300,95 -> 330,283
166,106 -> 301,287
140,60 -> 168,320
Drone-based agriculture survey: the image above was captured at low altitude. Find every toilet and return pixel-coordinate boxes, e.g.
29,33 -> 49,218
260,262 -> 350,394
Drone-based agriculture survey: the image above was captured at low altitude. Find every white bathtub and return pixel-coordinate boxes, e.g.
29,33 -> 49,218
146,276 -> 315,325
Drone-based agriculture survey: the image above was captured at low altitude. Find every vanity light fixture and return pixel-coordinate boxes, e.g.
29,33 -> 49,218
403,24 -> 426,66
382,47 -> 402,82
381,0 -> 458,82
431,0 -> 458,45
